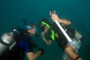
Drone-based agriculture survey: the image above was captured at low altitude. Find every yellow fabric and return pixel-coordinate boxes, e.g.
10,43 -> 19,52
75,30 -> 82,39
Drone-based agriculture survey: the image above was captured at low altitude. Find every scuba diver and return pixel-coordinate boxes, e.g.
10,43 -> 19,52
39,10 -> 84,60
39,19 -> 53,46
0,22 -> 44,60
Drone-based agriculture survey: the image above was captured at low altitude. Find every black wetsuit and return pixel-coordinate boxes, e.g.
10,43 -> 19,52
52,22 -> 75,50
62,25 -> 75,39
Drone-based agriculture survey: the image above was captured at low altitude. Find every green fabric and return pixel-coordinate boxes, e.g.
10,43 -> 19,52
41,22 -> 50,28
51,30 -> 55,40
41,21 -> 55,40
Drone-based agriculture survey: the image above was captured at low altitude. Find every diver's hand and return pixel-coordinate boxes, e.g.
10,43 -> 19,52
41,32 -> 46,38
51,14 -> 59,22
38,48 -> 44,55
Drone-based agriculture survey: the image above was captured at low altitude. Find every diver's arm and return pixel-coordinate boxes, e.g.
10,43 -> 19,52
26,50 -> 42,60
41,32 -> 52,46
57,19 -> 71,25
42,37 -> 52,46
51,14 -> 71,25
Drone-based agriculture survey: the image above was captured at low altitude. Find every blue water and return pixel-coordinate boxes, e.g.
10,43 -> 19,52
0,0 -> 90,60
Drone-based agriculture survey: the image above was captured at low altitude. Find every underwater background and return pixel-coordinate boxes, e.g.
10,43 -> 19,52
0,0 -> 90,60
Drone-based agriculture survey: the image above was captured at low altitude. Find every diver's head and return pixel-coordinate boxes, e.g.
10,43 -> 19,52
24,23 -> 37,35
39,19 -> 48,26
39,18 -> 51,31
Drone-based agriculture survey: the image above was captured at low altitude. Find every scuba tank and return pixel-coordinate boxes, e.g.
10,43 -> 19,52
0,32 -> 16,57
0,28 -> 26,57
0,27 -> 38,57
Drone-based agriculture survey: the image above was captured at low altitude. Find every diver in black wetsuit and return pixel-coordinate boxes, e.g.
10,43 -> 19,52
39,10 -> 83,60
51,14 -> 82,60
0,23 -> 44,60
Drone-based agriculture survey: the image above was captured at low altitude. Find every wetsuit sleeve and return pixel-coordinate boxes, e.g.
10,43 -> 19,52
19,35 -> 33,53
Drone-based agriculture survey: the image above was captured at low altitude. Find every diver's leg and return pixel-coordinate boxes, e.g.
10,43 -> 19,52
65,44 -> 82,60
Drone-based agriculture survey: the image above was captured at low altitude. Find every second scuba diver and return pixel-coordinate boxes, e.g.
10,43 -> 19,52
39,10 -> 84,60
